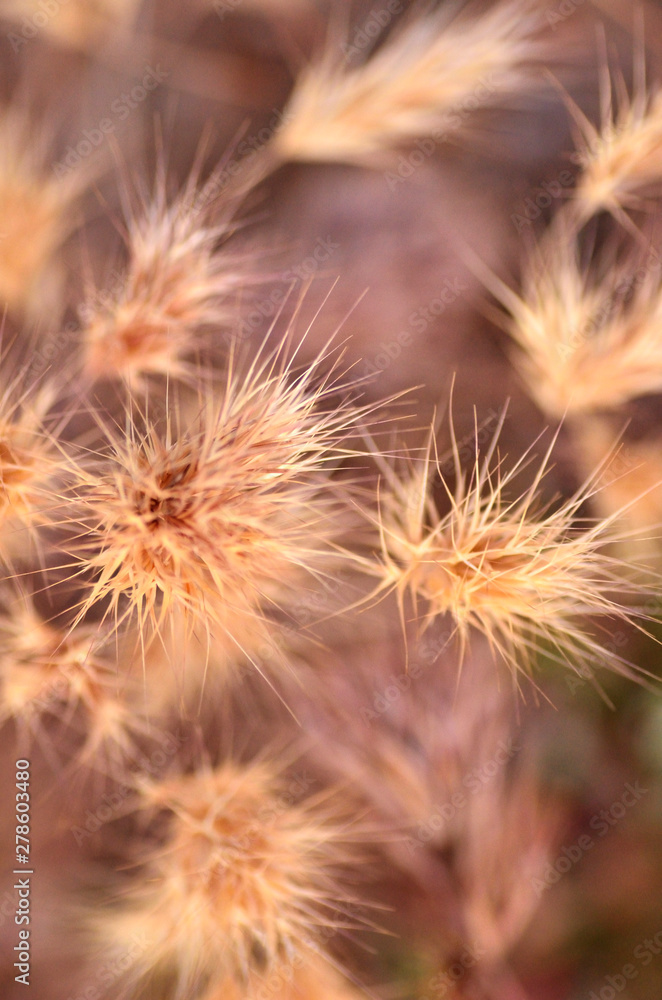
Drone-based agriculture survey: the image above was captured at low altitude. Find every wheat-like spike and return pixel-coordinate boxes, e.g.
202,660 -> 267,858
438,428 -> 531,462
0,103 -> 87,319
58,345 -> 371,660
1,0 -> 140,52
358,416 -> 658,682
476,225 -> 662,418
569,53 -> 662,221
80,168 -> 247,388
89,760 -> 363,999
272,0 -> 551,167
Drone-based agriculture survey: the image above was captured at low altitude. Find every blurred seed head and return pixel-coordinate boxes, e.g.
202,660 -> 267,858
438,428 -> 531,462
80,172 -> 246,388
92,760 -> 362,998
359,416 -> 657,684
274,0 -> 554,167
0,103 -> 86,320
490,226 -> 662,417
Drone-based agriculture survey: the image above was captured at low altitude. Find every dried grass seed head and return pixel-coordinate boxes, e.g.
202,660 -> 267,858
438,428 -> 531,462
93,760 -> 361,997
486,226 -> 662,417
0,375 -> 63,566
362,415 -> 658,683
0,590 -> 149,773
274,0 -> 553,167
64,347 -> 365,654
569,51 -> 662,221
80,172 -> 247,387
0,103 -> 86,319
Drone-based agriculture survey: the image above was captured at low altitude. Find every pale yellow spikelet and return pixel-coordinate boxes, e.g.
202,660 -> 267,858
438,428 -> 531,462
0,375 -> 61,567
61,347 -> 365,658
0,590 -> 149,773
0,104 -> 86,319
360,415 -> 656,682
482,227 -> 662,418
273,0 -> 550,167
92,761 -> 360,998
1,0 -> 140,52
570,54 -> 662,220
80,171 -> 245,387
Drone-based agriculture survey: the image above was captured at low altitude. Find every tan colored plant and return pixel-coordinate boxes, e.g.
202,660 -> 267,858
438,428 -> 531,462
273,0 -> 551,167
90,760 -> 363,998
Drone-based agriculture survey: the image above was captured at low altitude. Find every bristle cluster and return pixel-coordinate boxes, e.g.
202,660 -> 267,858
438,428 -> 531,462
489,228 -> 662,418
274,0 -> 550,166
0,591 -> 146,772
571,68 -> 662,221
0,378 -> 61,567
0,104 -> 85,319
61,347 -> 360,657
80,177 -> 243,387
94,761 -> 357,998
362,421 -> 653,681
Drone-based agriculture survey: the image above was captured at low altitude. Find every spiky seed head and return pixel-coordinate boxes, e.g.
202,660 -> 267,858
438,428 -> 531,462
93,761 -> 358,997
0,104 -> 86,319
0,591 -> 149,773
274,1 -> 551,166
570,65 -> 662,221
486,227 -> 662,417
62,349 -> 364,658
80,175 -> 244,387
361,419 -> 657,683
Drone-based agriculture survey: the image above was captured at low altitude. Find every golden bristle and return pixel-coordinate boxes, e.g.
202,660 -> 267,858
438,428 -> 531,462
358,417 -> 656,683
60,347 -> 365,656
481,227 -> 662,418
91,761 -> 360,998
273,1 -> 550,167
0,377 -> 61,567
0,104 -> 86,319
570,59 -> 662,221
80,173 -> 244,387
0,591 -> 148,773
